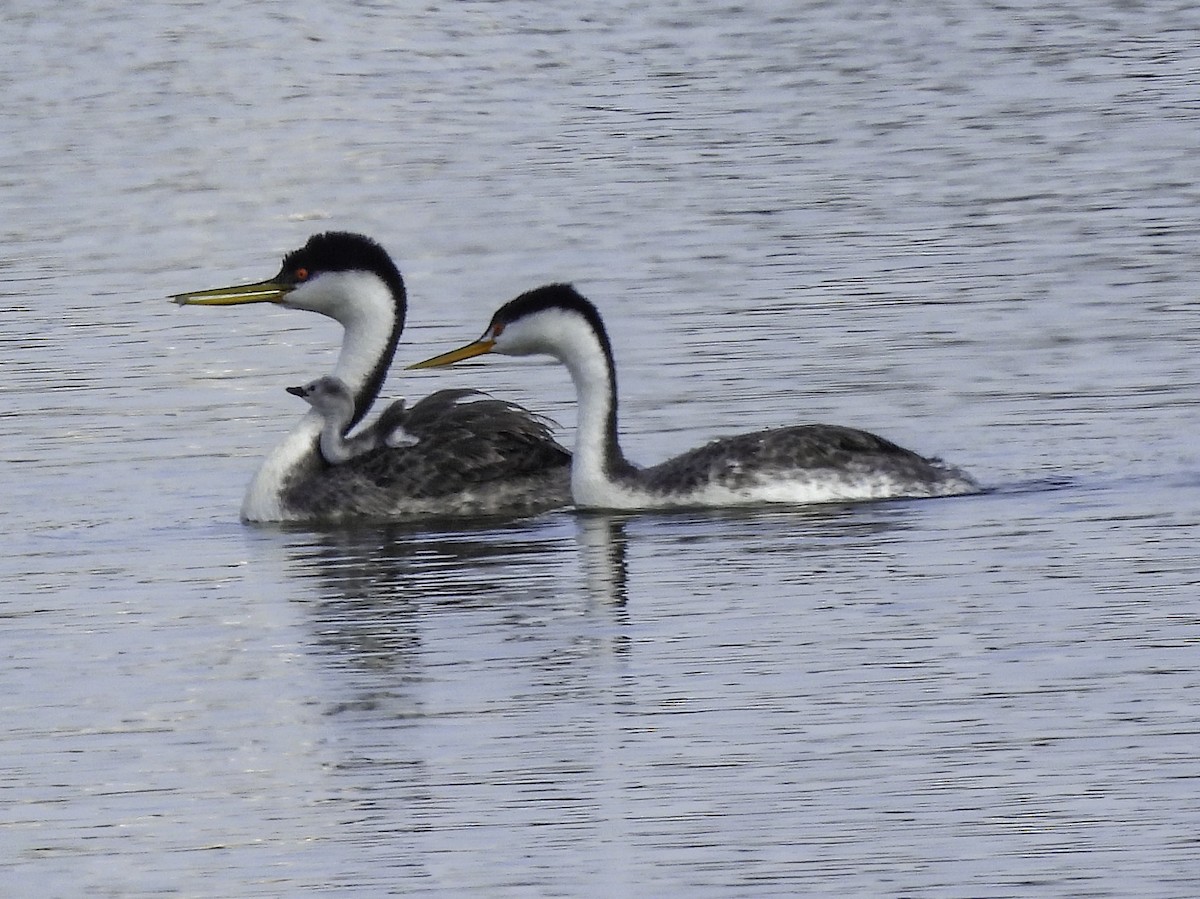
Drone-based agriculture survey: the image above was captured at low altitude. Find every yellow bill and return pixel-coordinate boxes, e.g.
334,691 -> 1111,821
171,278 -> 291,306
407,338 -> 496,369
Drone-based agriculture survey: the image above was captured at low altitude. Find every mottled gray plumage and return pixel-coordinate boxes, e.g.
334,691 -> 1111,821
282,388 -> 570,521
625,423 -> 974,498
372,397 -> 411,446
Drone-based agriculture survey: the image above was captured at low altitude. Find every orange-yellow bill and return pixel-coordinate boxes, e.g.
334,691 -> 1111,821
171,278 -> 289,306
407,338 -> 496,369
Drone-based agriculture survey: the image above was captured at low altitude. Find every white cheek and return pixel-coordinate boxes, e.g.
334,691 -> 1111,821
493,312 -> 571,357
495,332 -> 538,356
286,280 -> 339,314
286,271 -> 390,322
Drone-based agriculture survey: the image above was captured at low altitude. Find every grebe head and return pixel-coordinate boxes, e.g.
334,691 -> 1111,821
408,283 -> 614,369
286,376 -> 355,419
172,231 -> 407,330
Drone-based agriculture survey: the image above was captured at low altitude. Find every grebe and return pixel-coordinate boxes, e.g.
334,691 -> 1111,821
172,233 -> 570,522
286,376 -> 416,464
409,284 -> 979,511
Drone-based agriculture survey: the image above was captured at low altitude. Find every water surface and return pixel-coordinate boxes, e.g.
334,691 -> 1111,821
2,1 -> 1199,895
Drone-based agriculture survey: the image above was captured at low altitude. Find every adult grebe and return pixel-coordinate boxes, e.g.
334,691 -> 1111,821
409,284 -> 979,511
286,376 -> 415,465
172,233 -> 570,522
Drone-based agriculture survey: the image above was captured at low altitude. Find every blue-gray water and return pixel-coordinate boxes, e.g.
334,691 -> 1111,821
3,1 -> 1199,895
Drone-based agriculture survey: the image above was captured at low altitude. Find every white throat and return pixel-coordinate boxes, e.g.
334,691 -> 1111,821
498,310 -> 621,509
316,271 -> 399,399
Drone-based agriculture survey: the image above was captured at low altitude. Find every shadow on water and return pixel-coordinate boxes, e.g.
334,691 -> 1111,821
279,494 -> 958,602
265,497 -> 943,689
276,514 -> 576,660
245,496 -> 1010,894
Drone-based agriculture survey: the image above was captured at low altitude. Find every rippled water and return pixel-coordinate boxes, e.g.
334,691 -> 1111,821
3,1 -> 1199,895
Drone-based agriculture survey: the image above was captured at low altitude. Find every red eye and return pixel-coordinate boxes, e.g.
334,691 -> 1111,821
295,267 -> 309,282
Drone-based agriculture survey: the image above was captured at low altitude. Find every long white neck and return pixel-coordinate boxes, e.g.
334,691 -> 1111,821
241,273 -> 399,522
508,310 -> 632,509
561,333 -> 624,507
323,272 -> 400,423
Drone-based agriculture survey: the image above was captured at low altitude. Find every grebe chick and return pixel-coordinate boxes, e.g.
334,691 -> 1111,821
410,284 -> 979,511
172,232 -> 570,522
287,376 -> 416,465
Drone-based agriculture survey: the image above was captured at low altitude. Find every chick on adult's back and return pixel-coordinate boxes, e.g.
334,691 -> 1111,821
286,375 -> 414,464
173,233 -> 570,522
